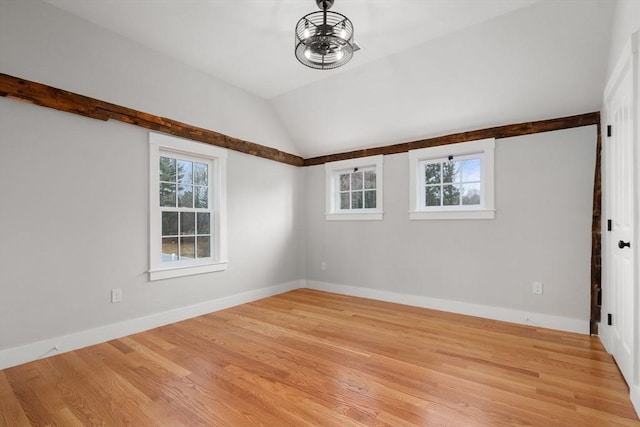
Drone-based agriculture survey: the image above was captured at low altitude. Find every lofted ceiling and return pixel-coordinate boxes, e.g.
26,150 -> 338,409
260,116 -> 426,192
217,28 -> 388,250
42,0 -> 614,158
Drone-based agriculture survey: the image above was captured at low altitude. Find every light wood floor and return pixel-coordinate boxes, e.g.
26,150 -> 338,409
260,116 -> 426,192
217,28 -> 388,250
1,289 -> 638,426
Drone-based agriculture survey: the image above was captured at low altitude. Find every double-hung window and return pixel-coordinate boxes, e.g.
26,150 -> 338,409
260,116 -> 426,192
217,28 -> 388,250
325,155 -> 383,220
409,138 -> 495,220
149,132 -> 227,280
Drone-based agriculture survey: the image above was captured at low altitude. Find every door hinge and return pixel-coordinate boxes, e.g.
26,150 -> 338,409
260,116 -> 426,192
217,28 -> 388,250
607,219 -> 612,231
608,313 -> 612,325
607,125 -> 612,137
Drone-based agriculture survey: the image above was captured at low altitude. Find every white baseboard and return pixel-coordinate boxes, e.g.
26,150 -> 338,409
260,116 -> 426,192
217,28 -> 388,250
632,385 -> 640,419
0,279 -> 592,370
0,280 -> 302,370
306,281 -> 589,335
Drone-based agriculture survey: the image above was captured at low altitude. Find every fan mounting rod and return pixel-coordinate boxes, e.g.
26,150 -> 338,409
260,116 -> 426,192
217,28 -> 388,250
316,0 -> 334,10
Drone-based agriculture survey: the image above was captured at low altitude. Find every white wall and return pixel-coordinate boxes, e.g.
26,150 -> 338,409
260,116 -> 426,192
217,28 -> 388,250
607,0 -> 640,79
0,0 -> 298,155
604,0 -> 640,416
273,0 -> 613,158
305,126 -> 596,332
0,0 -> 306,365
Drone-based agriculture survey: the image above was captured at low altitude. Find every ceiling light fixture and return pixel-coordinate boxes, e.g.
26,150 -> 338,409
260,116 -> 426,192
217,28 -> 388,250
295,0 -> 355,70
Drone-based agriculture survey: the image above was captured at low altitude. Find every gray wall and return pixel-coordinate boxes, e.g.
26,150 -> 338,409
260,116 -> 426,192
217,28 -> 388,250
0,0 -> 306,352
0,97 -> 306,349
305,126 -> 596,322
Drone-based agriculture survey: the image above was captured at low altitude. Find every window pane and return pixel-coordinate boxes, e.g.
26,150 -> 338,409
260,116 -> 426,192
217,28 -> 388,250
443,184 -> 461,206
162,237 -> 178,262
462,183 -> 481,205
197,236 -> 210,258
180,237 -> 195,259
364,171 -> 376,189
162,211 -> 178,236
195,186 -> 208,208
197,212 -> 210,234
340,192 -> 350,209
177,160 -> 193,184
425,163 -> 441,184
351,191 -> 363,209
160,183 -> 176,207
180,212 -> 195,235
159,157 -> 176,182
425,186 -> 441,206
351,172 -> 363,190
339,174 -> 350,191
461,158 -> 481,182
178,185 -> 194,208
442,161 -> 460,183
364,190 -> 376,208
193,162 -> 208,186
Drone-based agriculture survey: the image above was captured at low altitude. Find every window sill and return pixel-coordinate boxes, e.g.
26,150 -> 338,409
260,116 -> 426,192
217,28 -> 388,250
326,212 -> 383,221
409,209 -> 495,220
149,261 -> 228,281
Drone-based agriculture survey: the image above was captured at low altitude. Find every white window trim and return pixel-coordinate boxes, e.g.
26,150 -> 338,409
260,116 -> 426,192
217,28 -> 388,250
149,132 -> 228,280
325,155 -> 384,221
408,138 -> 495,220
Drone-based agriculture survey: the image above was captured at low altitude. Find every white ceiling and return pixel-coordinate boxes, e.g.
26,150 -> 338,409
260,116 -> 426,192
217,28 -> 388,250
42,0 -> 615,158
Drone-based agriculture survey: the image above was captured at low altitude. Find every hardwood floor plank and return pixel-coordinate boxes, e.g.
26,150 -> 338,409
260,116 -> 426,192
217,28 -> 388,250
1,289 -> 638,426
0,371 -> 31,427
50,407 -> 86,427
3,365 -> 56,426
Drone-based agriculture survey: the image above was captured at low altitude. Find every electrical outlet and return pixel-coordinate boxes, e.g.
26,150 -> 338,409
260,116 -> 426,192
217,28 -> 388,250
321,261 -> 327,271
532,281 -> 543,295
111,288 -> 122,303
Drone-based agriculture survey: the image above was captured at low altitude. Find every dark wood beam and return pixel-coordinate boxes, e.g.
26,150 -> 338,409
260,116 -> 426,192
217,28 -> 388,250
590,123 -> 603,335
0,73 -> 305,167
1,73 -> 600,169
303,112 -> 600,166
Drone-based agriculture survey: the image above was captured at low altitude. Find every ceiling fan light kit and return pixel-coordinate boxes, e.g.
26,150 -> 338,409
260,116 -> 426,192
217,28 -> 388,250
295,0 -> 355,70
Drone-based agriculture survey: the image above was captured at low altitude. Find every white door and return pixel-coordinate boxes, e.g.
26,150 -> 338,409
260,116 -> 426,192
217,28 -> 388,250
603,46 -> 636,385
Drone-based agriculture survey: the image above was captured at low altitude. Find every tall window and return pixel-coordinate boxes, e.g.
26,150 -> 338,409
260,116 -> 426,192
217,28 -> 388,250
409,138 -> 495,220
149,133 -> 227,280
325,155 -> 384,220
159,155 -> 211,262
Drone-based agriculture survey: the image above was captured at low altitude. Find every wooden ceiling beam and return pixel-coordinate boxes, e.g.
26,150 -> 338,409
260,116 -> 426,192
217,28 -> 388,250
303,112 -> 600,166
0,73 -> 305,167
1,73 -> 599,169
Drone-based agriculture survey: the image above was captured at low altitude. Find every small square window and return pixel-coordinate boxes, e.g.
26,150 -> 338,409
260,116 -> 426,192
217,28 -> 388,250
409,139 -> 495,220
325,155 -> 384,221
421,155 -> 482,208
